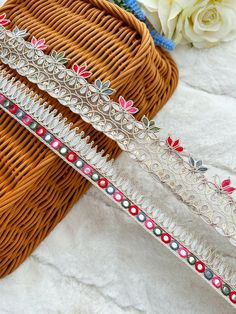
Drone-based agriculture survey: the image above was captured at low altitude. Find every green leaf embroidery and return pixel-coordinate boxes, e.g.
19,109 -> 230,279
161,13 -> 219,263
141,115 -> 160,133
141,115 -> 149,126
150,126 -> 160,132
50,50 -> 68,64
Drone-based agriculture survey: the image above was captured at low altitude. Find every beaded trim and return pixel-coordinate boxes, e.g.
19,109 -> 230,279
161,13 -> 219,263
0,24 -> 235,246
0,73 -> 236,306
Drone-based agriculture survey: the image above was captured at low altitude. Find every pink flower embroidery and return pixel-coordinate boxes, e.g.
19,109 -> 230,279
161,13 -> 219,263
119,96 -> 138,114
220,179 -> 235,194
166,136 -> 183,152
72,64 -> 91,78
31,37 -> 48,50
0,13 -> 10,26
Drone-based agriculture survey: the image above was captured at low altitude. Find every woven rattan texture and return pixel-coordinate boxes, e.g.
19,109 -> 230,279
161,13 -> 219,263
0,0 -> 178,277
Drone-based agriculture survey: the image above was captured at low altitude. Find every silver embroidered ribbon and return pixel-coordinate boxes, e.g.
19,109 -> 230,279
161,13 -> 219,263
0,26 -> 235,245
1,71 -> 236,295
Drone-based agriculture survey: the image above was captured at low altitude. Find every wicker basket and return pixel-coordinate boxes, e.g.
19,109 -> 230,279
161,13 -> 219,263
0,0 -> 178,277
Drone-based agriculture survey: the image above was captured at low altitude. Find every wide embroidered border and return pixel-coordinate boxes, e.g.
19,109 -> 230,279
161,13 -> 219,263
0,72 -> 236,306
0,24 -> 235,246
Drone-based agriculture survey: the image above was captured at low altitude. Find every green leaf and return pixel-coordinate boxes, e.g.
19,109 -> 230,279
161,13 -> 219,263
141,115 -> 149,127
60,58 -> 68,64
150,126 -> 160,133
58,51 -> 65,59
198,167 -> 208,172
189,156 -> 195,167
51,50 -> 57,58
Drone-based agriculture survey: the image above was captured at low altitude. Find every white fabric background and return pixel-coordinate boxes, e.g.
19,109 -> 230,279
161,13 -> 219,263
0,2 -> 236,313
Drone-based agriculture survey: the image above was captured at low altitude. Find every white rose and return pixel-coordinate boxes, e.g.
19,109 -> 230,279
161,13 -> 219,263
137,0 -> 194,41
177,0 -> 236,48
136,0 -> 162,35
137,0 -> 236,48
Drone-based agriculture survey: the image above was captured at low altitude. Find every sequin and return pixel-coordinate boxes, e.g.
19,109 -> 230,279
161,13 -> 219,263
16,110 -> 24,119
50,139 -> 62,149
29,121 -> 38,130
170,241 -> 179,250
178,247 -> 188,258
3,99 -> 10,108
9,104 -> 19,114
212,277 -> 222,289
75,159 -> 84,169
221,284 -> 231,296
44,133 -> 53,142
59,146 -> 68,155
187,255 -> 196,265
153,227 -> 162,237
91,172 -> 100,181
22,115 -> 33,125
121,199 -> 130,208
66,152 -> 77,162
137,213 -> 146,222
82,165 -> 93,176
145,219 -> 155,230
204,269 -> 213,280
195,261 -> 205,273
98,178 -> 109,188
128,205 -> 139,216
36,126 -> 46,137
229,291 -> 236,304
113,191 -> 123,202
161,233 -> 171,244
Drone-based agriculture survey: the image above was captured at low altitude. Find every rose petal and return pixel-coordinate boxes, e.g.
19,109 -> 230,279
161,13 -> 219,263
119,96 -> 125,108
0,20 -> 9,25
0,14 -> 6,20
39,45 -> 48,51
175,146 -> 183,152
78,65 -> 87,73
72,64 -> 79,73
167,136 -> 172,146
125,100 -> 134,109
31,37 -> 37,45
127,107 -> 139,114
222,179 -> 231,188
38,39 -> 46,46
224,187 -> 235,194
173,139 -> 180,147
80,72 -> 91,78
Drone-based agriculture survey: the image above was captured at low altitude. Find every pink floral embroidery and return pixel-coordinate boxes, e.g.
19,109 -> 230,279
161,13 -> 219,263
72,64 -> 91,78
220,178 -> 235,194
166,136 -> 183,152
119,96 -> 138,114
31,37 -> 48,50
0,13 -> 10,26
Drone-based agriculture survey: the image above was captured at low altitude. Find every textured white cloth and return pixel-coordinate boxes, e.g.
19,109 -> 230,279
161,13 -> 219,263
0,3 -> 236,313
